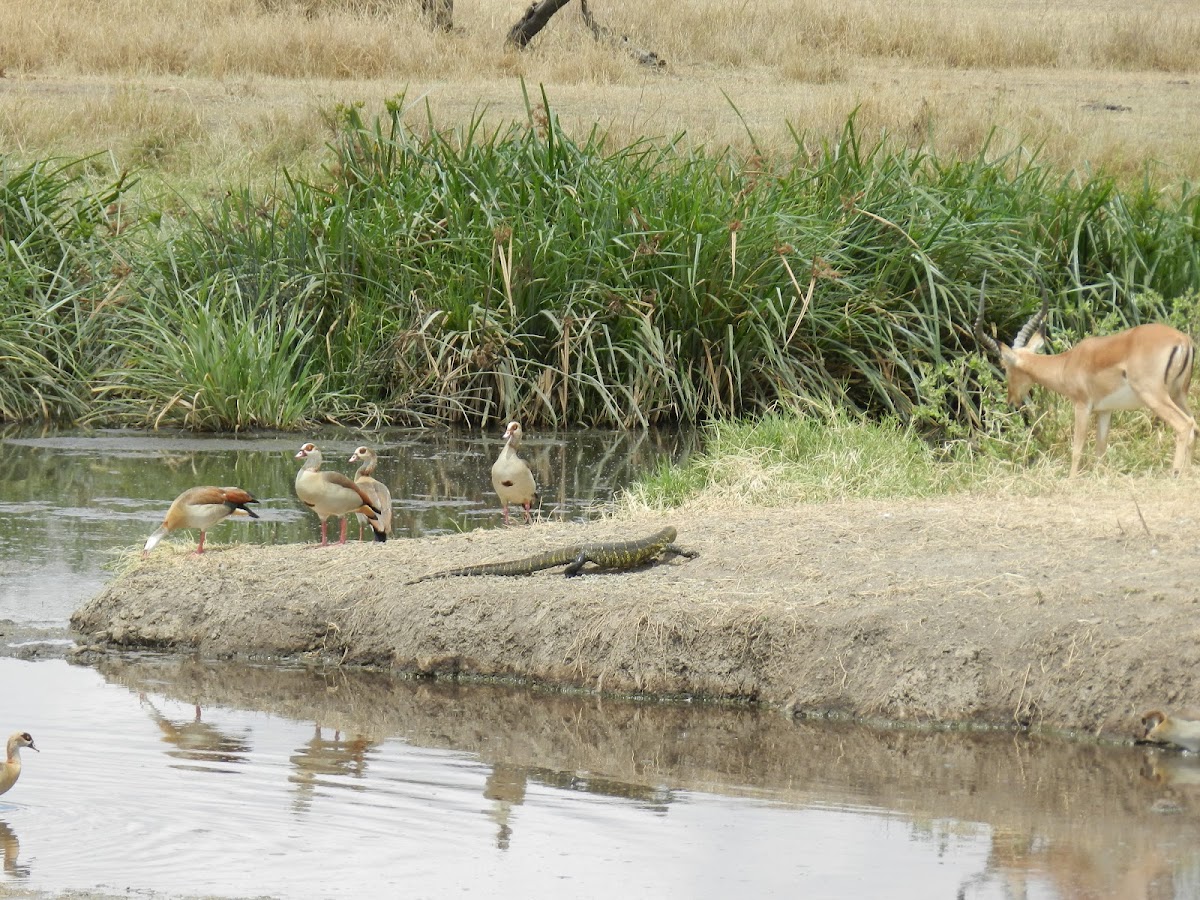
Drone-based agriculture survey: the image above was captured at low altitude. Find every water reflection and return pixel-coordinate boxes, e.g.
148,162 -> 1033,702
289,725 -> 379,814
137,694 -> 252,772
0,427 -> 694,625
85,654 -> 1200,898
1144,751 -> 1200,793
0,819 -> 27,879
482,764 -> 673,851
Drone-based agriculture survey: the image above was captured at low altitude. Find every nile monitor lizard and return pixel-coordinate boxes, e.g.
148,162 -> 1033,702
407,526 -> 698,584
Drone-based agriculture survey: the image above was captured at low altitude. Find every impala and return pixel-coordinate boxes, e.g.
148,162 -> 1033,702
974,283 -> 1196,476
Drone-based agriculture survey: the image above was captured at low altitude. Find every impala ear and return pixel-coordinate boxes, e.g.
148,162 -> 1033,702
1024,332 -> 1046,353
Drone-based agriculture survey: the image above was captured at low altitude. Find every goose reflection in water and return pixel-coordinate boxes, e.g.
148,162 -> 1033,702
483,764 -> 528,850
1141,750 -> 1200,790
288,725 -> 379,814
138,694 -> 251,771
482,762 -> 674,850
0,820 -> 28,879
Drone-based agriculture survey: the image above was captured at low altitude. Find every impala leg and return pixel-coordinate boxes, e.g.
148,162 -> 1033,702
1094,411 -> 1113,461
1169,409 -> 1196,475
1137,391 -> 1196,475
1172,385 -> 1194,419
1170,384 -> 1197,464
1070,404 -> 1092,477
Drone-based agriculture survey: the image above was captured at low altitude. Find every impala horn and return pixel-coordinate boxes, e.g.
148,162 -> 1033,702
973,273 -> 1001,357
1012,288 -> 1050,350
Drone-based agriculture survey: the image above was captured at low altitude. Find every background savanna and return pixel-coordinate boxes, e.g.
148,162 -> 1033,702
1,0 -> 1199,491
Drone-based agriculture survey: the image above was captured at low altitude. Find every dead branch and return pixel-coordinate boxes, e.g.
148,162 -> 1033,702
579,0 -> 665,68
507,0 -> 575,48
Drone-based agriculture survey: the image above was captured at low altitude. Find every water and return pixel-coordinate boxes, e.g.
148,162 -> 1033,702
0,426 -> 691,625
1,428 -> 1199,898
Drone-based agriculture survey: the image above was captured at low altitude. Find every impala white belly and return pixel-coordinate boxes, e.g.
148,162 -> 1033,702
1093,383 -> 1143,412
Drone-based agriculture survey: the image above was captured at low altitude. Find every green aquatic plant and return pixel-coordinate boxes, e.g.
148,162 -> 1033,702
0,158 -> 131,421
4,102 -> 1200,440
89,274 -> 358,430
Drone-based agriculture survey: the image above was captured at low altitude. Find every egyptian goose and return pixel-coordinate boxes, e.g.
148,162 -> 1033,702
1140,710 -> 1200,752
294,442 -> 383,545
349,446 -> 391,542
143,486 -> 260,556
490,421 -> 537,525
0,732 -> 36,797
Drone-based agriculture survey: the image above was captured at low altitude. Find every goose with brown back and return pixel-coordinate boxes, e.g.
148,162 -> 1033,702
0,732 -> 36,797
294,443 -> 382,546
143,486 -> 260,557
349,446 -> 391,543
1140,710 -> 1200,753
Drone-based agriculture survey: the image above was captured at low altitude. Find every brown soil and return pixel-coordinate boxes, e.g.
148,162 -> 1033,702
70,478 -> 1200,744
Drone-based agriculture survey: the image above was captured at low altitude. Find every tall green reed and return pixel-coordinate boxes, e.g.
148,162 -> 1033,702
6,99 -> 1200,436
0,158 -> 129,421
279,97 -> 1198,431
87,272 -> 361,431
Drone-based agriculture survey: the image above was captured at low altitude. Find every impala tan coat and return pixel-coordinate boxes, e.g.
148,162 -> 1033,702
976,288 -> 1196,476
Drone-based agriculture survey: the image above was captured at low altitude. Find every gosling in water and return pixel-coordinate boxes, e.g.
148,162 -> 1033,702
0,733 -> 37,797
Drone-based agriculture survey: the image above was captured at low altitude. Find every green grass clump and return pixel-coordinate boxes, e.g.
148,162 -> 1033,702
160,93 -> 1196,432
4,96 -> 1200,437
0,158 -> 129,420
87,273 -> 360,430
626,406 -> 980,507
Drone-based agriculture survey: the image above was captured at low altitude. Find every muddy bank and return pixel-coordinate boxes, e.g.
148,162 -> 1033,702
70,481 -> 1200,742
0,620 -> 77,660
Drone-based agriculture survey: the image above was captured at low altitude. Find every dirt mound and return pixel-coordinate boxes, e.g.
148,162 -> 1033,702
70,480 -> 1200,742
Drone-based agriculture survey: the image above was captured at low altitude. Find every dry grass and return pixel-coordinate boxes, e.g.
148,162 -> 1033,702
1,0 -> 1199,189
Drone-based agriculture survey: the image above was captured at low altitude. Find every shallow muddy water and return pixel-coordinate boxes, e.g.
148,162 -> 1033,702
5,655 -> 1200,899
0,426 -> 692,625
2,429 -> 1200,898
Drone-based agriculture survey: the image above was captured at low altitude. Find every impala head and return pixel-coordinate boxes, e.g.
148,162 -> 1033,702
974,276 -> 1050,406
295,442 -> 318,460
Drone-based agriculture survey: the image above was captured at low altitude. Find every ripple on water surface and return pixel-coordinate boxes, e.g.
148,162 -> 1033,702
3,656 -> 1198,898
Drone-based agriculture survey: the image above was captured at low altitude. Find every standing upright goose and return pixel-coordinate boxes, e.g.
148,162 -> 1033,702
0,732 -> 37,797
143,486 -> 260,557
490,421 -> 537,525
349,446 -> 391,543
294,443 -> 383,546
